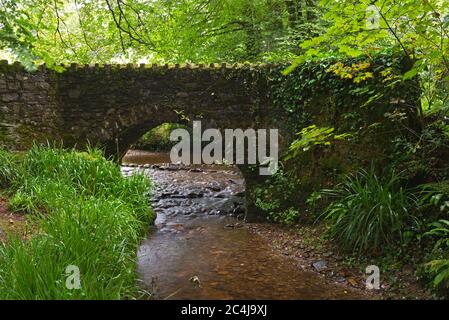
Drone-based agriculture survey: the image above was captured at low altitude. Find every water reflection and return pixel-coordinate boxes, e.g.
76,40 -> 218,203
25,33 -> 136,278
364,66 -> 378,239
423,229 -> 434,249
122,150 -> 361,300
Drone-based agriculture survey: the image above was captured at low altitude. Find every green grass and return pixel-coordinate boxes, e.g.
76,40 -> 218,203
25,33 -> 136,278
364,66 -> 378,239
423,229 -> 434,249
0,149 -> 19,189
0,145 -> 155,299
320,168 -> 418,255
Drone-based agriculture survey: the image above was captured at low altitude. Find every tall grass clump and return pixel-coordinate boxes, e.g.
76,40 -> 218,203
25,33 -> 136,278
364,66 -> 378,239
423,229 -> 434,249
321,168 -> 418,255
0,145 -> 154,299
0,149 -> 19,189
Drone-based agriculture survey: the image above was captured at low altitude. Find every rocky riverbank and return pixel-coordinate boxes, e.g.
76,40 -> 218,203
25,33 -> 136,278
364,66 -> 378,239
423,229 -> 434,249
122,151 -> 369,300
248,223 -> 433,300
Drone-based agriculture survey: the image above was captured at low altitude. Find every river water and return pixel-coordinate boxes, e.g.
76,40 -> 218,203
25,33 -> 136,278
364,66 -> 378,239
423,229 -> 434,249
121,150 -> 360,300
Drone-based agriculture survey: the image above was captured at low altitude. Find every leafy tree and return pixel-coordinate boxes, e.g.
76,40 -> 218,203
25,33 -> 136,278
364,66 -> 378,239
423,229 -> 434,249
288,0 -> 449,113
0,0 -> 324,67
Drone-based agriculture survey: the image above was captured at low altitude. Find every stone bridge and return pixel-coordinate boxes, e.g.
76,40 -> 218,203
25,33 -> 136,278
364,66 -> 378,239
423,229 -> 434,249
0,61 -> 285,157
0,61 -> 290,220
0,59 -> 418,220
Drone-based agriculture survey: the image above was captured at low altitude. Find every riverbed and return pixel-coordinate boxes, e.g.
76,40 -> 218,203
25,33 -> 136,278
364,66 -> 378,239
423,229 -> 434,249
122,150 -> 363,300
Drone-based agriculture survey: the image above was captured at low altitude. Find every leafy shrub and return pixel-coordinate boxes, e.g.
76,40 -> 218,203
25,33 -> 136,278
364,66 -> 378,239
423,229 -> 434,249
321,168 -> 418,255
419,181 -> 449,218
284,125 -> 350,160
133,123 -> 188,151
423,220 -> 449,293
391,120 -> 449,184
419,182 -> 449,294
255,166 -> 301,224
275,207 -> 300,226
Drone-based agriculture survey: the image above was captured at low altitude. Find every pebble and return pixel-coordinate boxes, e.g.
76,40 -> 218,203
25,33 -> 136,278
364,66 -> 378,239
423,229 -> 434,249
312,260 -> 328,272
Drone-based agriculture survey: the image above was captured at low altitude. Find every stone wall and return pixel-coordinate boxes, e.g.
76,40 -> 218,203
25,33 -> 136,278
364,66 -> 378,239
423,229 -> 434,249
0,59 -> 419,221
0,61 -> 61,149
1,61 -> 284,158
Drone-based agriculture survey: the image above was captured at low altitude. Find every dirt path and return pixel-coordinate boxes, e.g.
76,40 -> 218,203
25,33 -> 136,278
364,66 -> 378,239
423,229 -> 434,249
0,197 -> 28,242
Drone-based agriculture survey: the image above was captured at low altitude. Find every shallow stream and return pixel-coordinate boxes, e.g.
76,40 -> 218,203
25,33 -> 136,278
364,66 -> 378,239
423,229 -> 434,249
122,150 -> 359,300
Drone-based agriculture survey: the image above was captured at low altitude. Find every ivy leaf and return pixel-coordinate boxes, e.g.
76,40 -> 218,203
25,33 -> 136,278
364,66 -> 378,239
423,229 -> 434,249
402,68 -> 418,80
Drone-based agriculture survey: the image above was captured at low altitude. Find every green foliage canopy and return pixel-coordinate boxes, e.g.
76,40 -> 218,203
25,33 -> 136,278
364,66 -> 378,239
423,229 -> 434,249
0,0 -> 322,68
288,0 -> 449,112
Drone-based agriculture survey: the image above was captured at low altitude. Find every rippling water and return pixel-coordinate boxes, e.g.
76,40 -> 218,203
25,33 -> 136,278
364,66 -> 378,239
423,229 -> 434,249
122,150 -> 361,300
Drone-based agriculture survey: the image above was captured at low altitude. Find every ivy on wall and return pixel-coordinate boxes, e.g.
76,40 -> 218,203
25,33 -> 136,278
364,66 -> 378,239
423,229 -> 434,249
252,53 -> 421,223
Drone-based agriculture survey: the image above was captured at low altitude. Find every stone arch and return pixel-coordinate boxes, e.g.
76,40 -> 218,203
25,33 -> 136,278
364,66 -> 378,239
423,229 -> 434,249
104,114 -> 183,161
49,63 -> 275,161
0,61 -> 289,221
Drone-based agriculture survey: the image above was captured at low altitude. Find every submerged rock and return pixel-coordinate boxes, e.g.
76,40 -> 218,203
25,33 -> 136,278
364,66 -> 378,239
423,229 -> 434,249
186,192 -> 204,198
312,260 -> 328,272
